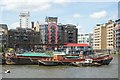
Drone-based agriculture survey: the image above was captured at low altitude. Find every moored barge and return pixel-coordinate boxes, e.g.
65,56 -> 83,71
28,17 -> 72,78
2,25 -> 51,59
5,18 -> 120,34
38,53 -> 113,66
5,52 -> 52,65
4,51 -> 113,66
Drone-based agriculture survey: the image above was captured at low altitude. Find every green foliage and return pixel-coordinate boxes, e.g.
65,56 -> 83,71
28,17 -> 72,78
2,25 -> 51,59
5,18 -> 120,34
0,44 -> 2,52
0,43 -> 4,52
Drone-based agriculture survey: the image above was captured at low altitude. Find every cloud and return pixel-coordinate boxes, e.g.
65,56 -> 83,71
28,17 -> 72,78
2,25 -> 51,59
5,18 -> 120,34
112,14 -> 117,19
1,0 -> 53,11
76,25 -> 86,34
54,0 -> 70,3
9,22 -> 19,29
90,10 -> 107,19
10,21 -> 33,29
73,13 -> 82,18
0,0 -> 73,11
54,0 -> 71,5
107,14 -> 117,21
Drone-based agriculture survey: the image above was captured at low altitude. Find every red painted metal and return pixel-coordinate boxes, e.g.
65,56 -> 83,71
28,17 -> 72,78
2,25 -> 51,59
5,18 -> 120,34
64,43 -> 89,47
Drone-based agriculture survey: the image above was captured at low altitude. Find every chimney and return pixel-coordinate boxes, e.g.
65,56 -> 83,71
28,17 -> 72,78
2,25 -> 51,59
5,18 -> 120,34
31,22 -> 34,29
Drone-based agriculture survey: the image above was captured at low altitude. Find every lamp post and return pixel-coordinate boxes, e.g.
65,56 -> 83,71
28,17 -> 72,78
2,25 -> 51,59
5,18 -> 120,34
1,35 -> 3,52
14,44 -> 16,52
108,49 -> 110,54
1,31 -> 4,52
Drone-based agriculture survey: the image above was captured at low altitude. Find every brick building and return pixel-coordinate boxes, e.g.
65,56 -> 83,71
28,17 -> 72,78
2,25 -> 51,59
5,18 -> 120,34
8,27 -> 40,51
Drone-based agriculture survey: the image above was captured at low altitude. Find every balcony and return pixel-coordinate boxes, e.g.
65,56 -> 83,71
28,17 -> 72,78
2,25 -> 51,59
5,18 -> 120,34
51,36 -> 55,40
14,37 -> 19,40
116,35 -> 120,38
68,40 -> 73,43
14,34 -> 20,36
51,30 -> 56,33
68,33 -> 73,35
23,34 -> 28,36
50,26 -> 56,30
116,31 -> 120,34
51,34 -> 55,36
51,40 -> 55,43
23,36 -> 28,40
116,40 -> 120,43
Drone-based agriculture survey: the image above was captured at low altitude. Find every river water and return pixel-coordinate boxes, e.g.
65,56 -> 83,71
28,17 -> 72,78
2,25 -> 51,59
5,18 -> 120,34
1,54 -> 118,78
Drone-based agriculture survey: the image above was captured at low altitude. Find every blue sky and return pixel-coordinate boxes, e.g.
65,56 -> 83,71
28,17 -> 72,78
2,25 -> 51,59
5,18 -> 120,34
0,0 -> 118,33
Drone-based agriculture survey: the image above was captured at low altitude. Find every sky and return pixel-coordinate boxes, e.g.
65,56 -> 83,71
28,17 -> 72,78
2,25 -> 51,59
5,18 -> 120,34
0,0 -> 119,33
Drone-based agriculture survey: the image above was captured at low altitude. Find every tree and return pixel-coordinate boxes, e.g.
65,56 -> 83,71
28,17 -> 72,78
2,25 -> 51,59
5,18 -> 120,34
0,43 -> 4,52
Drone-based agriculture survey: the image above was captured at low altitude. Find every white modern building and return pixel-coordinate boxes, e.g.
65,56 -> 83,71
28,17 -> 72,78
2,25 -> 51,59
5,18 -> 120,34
78,33 -> 93,47
89,33 -> 93,47
19,12 -> 30,28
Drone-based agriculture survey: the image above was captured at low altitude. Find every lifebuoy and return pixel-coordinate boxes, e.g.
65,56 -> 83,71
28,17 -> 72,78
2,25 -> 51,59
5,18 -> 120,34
85,59 -> 93,63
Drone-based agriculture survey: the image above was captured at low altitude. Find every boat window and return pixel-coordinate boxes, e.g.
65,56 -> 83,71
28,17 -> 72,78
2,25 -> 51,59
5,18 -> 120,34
88,54 -> 94,58
94,53 -> 105,57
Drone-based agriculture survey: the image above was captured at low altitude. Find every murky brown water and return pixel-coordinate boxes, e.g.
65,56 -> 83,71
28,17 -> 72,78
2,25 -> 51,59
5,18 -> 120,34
1,54 -> 118,78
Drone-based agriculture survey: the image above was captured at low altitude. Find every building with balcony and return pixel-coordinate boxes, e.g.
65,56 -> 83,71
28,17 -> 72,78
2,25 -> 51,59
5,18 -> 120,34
37,17 -> 63,50
62,24 -> 78,44
78,33 -> 93,47
37,17 -> 78,50
114,19 -> 120,52
93,20 -> 116,52
78,33 -> 89,44
93,24 -> 107,50
8,27 -> 40,51
45,16 -> 58,24
89,33 -> 93,47
0,24 -> 8,51
106,20 -> 115,51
